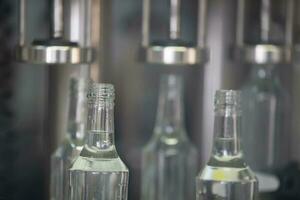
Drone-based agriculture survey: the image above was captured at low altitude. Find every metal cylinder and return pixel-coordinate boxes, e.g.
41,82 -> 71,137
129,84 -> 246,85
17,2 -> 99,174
140,0 -> 209,65
235,0 -> 295,64
236,0 -> 245,47
197,0 -> 207,48
285,0 -> 294,46
52,0 -> 64,38
260,0 -> 271,42
169,0 -> 181,39
18,0 -> 26,45
238,0 -> 295,45
142,0 -> 150,47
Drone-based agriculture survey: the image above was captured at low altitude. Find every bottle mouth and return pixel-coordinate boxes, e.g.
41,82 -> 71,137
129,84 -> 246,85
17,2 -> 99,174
87,83 -> 115,103
214,90 -> 241,109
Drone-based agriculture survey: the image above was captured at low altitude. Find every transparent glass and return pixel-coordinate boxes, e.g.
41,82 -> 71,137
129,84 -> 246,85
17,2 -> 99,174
241,65 -> 287,171
196,90 -> 258,200
141,74 -> 198,200
50,78 -> 88,200
69,84 -> 129,200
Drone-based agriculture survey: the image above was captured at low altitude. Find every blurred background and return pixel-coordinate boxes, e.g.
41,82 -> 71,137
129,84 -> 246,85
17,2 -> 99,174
1,0 -> 300,199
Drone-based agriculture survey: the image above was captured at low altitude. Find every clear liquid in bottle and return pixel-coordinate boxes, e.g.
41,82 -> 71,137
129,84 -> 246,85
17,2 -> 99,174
196,90 -> 258,200
69,84 -> 129,200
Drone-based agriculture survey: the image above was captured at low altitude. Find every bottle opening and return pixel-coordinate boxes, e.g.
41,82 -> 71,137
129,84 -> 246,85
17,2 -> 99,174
214,90 -> 242,116
87,83 -> 115,104
214,90 -> 241,107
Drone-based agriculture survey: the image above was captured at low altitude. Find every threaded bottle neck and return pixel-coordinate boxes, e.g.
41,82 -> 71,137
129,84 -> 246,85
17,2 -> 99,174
85,83 -> 116,154
212,90 -> 242,157
86,83 -> 115,133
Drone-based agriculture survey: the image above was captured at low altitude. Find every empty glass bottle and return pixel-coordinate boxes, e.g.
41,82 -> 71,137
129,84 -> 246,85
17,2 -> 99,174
50,77 -> 89,200
196,90 -> 258,200
241,64 -> 287,172
141,74 -> 198,200
69,83 -> 129,200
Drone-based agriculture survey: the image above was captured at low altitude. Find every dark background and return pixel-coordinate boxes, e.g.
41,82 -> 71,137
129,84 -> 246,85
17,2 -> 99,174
0,0 -> 300,200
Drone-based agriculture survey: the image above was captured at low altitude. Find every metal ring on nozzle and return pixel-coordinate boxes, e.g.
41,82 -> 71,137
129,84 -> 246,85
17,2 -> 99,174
235,44 -> 292,65
140,0 -> 209,66
16,39 -> 94,64
140,45 -> 209,65
16,0 -> 94,65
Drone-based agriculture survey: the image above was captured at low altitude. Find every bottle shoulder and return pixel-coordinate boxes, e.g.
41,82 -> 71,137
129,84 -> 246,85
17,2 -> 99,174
143,136 -> 198,160
79,144 -> 121,158
52,138 -> 83,159
70,156 -> 128,172
207,154 -> 248,168
199,164 -> 257,183
199,155 -> 257,183
143,133 -> 197,152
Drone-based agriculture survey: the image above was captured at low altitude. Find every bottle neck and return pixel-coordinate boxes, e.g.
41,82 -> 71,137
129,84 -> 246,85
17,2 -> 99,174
67,83 -> 87,144
86,102 -> 115,151
250,65 -> 278,81
154,76 -> 185,136
212,106 -> 242,157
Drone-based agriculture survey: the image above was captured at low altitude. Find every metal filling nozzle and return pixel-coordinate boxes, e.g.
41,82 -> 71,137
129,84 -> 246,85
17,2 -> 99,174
140,0 -> 209,66
16,0 -> 93,65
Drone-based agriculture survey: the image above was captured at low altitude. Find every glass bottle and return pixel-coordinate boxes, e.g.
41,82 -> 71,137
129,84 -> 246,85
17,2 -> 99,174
50,77 -> 89,200
241,65 -> 287,172
69,83 -> 129,200
141,74 -> 198,200
196,90 -> 258,200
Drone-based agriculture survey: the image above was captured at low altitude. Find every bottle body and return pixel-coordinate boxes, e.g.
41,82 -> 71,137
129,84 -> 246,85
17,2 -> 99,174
196,155 -> 258,200
196,90 -> 258,200
69,142 -> 128,200
50,138 -> 83,200
241,65 -> 287,171
69,84 -> 129,200
141,75 -> 198,200
142,132 -> 197,200
50,78 -> 88,200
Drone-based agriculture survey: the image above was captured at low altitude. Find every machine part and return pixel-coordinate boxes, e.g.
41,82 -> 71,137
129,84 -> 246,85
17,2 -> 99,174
52,0 -> 64,38
234,0 -> 294,65
236,44 -> 292,65
16,40 -> 94,64
141,0 -> 208,65
275,163 -> 300,200
169,0 -> 181,40
140,45 -> 208,65
16,45 -> 93,64
16,0 -> 94,64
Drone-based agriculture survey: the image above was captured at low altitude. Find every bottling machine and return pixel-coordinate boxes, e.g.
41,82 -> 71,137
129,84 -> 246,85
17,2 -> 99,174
9,0 -> 300,199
